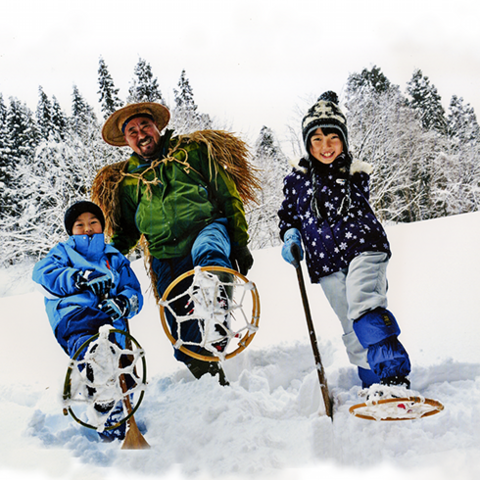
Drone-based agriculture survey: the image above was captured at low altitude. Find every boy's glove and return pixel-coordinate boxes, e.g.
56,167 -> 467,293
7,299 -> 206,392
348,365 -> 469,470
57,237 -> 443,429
281,228 -> 304,267
232,245 -> 254,276
75,270 -> 113,296
99,295 -> 130,321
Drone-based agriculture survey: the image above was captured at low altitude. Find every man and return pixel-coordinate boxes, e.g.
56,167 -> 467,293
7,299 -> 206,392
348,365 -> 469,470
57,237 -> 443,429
96,102 -> 257,384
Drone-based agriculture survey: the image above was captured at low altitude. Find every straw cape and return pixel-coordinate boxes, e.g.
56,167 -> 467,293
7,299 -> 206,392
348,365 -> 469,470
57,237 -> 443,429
91,128 -> 260,247
91,128 -> 259,303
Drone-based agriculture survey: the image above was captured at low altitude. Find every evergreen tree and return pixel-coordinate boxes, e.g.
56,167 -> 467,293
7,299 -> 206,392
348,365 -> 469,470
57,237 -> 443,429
246,126 -> 288,249
97,56 -> 123,118
406,69 -> 447,134
36,86 -> 54,141
174,70 -> 197,112
0,93 -> 9,216
127,58 -> 163,104
442,95 -> 480,214
0,98 -> 38,221
51,95 -> 68,141
4,98 -> 38,164
346,65 -> 392,96
447,95 -> 480,145
171,69 -> 212,133
70,85 -> 97,136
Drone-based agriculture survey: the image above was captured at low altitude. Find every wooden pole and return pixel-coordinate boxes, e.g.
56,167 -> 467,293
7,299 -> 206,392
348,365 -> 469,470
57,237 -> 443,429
120,320 -> 150,449
292,245 -> 333,419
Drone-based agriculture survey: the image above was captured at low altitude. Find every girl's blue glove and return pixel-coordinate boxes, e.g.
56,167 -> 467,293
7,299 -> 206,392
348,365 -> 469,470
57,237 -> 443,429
281,228 -> 304,267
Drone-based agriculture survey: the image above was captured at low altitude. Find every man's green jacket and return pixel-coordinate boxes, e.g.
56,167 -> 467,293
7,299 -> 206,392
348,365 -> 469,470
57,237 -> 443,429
111,131 -> 249,259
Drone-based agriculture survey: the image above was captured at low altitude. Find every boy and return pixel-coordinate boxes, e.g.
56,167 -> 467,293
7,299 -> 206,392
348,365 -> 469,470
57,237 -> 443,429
32,200 -> 143,440
278,91 -> 411,389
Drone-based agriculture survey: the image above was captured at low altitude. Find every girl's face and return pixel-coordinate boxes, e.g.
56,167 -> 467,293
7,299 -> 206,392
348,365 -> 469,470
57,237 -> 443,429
309,128 -> 343,164
72,212 -> 103,236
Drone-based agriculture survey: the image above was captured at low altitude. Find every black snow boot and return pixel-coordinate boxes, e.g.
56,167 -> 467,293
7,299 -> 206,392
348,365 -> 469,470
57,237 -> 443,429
186,350 -> 229,386
381,375 -> 411,389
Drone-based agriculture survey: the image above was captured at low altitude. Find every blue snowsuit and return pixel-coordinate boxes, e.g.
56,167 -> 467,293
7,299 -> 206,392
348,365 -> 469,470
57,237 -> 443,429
32,233 -> 143,357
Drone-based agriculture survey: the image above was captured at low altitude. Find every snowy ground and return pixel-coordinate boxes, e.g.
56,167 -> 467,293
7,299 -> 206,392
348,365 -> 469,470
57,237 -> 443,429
1,212 -> 480,480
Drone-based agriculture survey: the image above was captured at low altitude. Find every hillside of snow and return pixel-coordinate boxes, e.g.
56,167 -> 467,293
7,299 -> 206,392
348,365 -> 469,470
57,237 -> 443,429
1,212 -> 480,480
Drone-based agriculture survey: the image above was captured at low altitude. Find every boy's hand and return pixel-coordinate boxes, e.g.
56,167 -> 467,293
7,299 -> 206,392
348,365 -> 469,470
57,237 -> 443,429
281,228 -> 304,267
99,296 -> 130,321
75,270 -> 113,296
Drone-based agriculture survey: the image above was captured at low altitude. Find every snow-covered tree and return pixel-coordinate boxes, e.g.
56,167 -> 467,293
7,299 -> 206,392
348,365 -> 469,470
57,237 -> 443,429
0,125 -> 124,265
174,70 -> 197,113
127,58 -> 163,104
171,69 -> 212,134
406,69 -> 447,134
51,95 -> 68,141
438,95 -> 480,214
36,86 -> 54,141
1,98 -> 38,218
347,65 -> 392,95
345,67 -> 449,223
1,140 -> 89,264
246,126 -> 289,249
0,93 -> 10,218
97,56 -> 123,119
0,97 -> 39,259
70,85 -> 97,136
447,95 -> 480,146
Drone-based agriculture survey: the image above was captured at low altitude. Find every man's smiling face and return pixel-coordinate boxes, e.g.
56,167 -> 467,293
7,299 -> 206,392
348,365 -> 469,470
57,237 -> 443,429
123,116 -> 162,159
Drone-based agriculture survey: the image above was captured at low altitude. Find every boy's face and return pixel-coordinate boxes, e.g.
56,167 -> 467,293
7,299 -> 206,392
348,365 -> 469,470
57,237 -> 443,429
72,212 -> 103,236
309,128 -> 343,164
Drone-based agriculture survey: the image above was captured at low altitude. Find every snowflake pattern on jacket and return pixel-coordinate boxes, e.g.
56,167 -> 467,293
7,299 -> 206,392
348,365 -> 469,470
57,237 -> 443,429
278,154 -> 391,283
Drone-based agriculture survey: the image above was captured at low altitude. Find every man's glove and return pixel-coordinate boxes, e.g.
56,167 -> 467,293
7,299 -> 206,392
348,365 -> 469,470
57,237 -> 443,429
232,245 -> 254,276
281,228 -> 304,267
99,295 -> 130,321
75,270 -> 113,296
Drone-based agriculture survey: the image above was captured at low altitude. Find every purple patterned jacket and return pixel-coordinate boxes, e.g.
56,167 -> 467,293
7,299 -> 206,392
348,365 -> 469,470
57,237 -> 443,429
278,155 -> 391,283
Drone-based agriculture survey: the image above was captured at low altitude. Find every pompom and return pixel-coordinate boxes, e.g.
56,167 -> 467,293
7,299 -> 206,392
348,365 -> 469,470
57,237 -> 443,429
317,91 -> 339,104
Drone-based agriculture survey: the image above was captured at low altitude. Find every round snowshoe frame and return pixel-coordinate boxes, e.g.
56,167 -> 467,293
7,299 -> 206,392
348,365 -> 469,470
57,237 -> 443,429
159,266 -> 260,361
63,328 -> 147,431
349,396 -> 444,421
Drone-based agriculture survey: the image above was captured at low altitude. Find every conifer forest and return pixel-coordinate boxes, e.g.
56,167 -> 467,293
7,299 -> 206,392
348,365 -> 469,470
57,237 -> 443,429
1,59 -> 479,265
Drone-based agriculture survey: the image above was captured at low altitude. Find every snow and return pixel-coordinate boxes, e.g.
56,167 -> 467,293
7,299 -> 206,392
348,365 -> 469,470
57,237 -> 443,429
1,212 -> 480,480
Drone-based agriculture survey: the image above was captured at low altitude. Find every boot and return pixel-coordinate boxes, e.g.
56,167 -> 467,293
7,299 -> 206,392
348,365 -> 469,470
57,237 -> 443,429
381,375 -> 410,388
186,349 -> 229,386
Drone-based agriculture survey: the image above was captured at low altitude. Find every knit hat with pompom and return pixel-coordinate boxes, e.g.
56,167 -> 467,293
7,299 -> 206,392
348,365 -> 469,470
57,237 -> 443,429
302,91 -> 349,153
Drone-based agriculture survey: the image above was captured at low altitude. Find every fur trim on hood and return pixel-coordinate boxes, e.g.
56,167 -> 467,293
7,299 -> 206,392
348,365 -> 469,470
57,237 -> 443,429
291,157 -> 373,176
350,159 -> 373,176
291,157 -> 307,173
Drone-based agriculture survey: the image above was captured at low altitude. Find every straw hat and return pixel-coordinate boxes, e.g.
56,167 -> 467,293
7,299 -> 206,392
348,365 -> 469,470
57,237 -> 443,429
102,102 -> 171,147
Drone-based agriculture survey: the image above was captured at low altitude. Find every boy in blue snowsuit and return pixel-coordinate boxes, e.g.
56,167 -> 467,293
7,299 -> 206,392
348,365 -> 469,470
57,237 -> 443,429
278,92 -> 411,388
32,200 -> 143,440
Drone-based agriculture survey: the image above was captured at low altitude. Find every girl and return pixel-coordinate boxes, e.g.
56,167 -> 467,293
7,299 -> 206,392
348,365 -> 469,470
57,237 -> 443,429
278,91 -> 411,388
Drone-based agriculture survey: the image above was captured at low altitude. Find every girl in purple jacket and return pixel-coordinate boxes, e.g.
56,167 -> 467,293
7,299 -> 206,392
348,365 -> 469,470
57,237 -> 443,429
278,92 -> 411,388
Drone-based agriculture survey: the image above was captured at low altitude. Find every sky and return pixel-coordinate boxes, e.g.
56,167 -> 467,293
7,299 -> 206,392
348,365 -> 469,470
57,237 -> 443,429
1,0 -> 480,150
